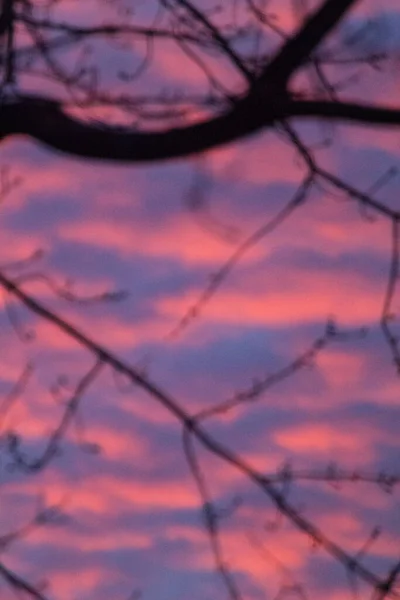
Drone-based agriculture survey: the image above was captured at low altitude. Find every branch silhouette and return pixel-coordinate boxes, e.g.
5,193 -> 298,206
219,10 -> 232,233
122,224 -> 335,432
1,1 -> 400,599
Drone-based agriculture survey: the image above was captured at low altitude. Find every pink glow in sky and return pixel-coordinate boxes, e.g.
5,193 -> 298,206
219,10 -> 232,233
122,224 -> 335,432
0,2 -> 400,600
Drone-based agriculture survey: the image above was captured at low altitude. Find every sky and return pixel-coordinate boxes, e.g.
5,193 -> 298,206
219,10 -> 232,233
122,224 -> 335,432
0,1 -> 399,600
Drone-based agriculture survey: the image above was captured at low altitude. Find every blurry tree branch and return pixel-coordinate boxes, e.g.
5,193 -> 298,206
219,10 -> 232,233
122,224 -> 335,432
0,259 -> 399,598
1,1 -> 400,599
0,0 -> 399,160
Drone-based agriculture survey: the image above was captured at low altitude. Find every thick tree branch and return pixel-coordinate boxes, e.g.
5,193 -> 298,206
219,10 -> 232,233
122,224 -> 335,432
0,0 -> 12,36
0,0 -> 369,162
257,0 -> 359,84
290,100 -> 400,126
1,93 -> 399,162
0,93 -> 284,161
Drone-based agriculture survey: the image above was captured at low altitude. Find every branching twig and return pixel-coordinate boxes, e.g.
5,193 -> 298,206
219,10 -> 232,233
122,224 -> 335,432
6,360 -> 103,471
166,174 -> 314,340
0,271 -> 394,596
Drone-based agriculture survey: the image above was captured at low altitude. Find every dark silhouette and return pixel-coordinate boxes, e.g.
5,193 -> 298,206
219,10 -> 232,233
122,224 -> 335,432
0,1 -> 399,599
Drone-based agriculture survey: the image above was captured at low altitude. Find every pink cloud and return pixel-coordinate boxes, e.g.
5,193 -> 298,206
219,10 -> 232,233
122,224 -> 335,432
1,3 -> 399,600
273,421 -> 391,464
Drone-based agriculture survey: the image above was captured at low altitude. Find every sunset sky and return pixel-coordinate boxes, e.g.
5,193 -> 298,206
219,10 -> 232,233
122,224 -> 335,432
0,1 -> 399,600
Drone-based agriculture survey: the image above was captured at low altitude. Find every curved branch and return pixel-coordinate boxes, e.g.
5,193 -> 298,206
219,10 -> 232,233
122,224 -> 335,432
2,93 -> 400,162
166,0 -> 252,81
0,0 -> 367,162
0,93 -> 285,161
